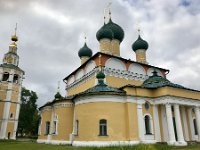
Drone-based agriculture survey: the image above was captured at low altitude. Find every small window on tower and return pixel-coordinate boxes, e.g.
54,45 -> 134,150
13,74 -> 19,83
10,113 -> 13,118
2,72 -> 9,81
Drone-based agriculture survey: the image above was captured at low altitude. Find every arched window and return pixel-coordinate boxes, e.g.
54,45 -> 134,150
144,115 -> 152,134
99,119 -> 107,136
8,132 -> 11,139
193,119 -> 198,135
2,72 -> 9,81
45,121 -> 50,135
13,74 -> 19,83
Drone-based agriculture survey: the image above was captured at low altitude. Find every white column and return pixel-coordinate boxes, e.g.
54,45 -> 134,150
174,104 -> 187,145
153,105 -> 161,142
181,106 -> 189,141
194,107 -> 200,141
12,85 -> 22,139
188,108 -> 195,140
0,70 -> 14,139
0,68 -> 3,81
165,103 -> 176,145
137,103 -> 144,142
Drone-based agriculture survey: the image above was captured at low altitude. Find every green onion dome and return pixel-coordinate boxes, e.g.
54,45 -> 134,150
54,92 -> 62,100
96,71 -> 105,79
96,24 -> 113,41
132,35 -> 148,52
78,43 -> 93,58
106,19 -> 124,42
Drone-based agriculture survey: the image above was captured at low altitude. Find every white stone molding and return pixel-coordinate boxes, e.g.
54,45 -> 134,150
73,140 -> 140,147
174,104 -> 187,145
154,96 -> 200,107
0,68 -> 3,81
104,67 -> 148,81
13,85 -> 22,139
66,67 -> 97,90
75,95 -> 125,105
0,69 -> 15,139
128,63 -> 146,76
137,103 -> 145,141
75,69 -> 84,80
105,58 -> 126,71
153,105 -> 161,142
188,108 -> 195,140
38,116 -> 42,135
161,105 -> 168,142
85,60 -> 96,74
165,104 -> 176,145
194,107 -> 200,141
67,75 -> 75,85
37,139 -> 71,145
53,102 -> 73,109
180,106 -> 189,141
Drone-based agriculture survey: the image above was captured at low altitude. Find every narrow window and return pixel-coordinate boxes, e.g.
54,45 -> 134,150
75,120 -> 79,135
10,113 -> 13,118
193,119 -> 198,135
13,74 -> 18,83
8,132 -> 11,139
53,121 -> 57,134
99,119 -> 107,136
144,115 -> 151,134
45,121 -> 50,135
2,72 -> 9,81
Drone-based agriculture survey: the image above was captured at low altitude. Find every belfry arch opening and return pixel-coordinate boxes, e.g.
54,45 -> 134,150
2,72 -> 9,81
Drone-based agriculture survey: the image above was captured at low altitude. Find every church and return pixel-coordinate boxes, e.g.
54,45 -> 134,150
0,29 -> 24,140
37,9 -> 200,146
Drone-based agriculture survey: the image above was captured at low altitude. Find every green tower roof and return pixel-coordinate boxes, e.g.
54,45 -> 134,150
78,43 -> 93,58
132,35 -> 148,52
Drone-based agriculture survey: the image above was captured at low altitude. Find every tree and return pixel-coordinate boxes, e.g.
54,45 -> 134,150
17,87 -> 40,137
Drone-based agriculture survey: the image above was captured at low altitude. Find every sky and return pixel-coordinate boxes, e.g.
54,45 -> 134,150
0,0 -> 200,107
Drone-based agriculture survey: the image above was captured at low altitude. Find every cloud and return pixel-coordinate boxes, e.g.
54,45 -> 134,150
0,0 -> 200,106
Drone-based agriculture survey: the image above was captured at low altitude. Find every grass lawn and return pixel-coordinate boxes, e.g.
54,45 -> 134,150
0,140 -> 199,150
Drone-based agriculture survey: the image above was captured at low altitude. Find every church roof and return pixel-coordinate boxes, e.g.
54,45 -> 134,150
141,70 -> 184,89
63,52 -> 169,81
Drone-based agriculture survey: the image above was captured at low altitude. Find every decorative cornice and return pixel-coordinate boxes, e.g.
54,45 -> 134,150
66,68 -> 97,90
40,102 -> 74,112
104,67 -> 148,81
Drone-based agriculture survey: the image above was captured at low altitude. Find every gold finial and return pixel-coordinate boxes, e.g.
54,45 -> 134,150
11,23 -> 18,42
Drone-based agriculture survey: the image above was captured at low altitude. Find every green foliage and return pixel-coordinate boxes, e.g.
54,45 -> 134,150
17,87 -> 40,137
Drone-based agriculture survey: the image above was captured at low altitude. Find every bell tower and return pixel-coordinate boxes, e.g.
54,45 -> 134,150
0,25 -> 24,140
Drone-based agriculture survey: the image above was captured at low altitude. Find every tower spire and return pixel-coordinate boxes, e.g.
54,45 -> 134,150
84,33 -> 87,44
11,23 -> 18,43
57,81 -> 60,93
108,1 -> 112,21
3,24 -> 20,66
